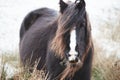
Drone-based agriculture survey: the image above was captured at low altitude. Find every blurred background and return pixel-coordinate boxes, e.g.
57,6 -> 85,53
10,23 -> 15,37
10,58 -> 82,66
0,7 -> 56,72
0,0 -> 120,79
0,0 -> 120,56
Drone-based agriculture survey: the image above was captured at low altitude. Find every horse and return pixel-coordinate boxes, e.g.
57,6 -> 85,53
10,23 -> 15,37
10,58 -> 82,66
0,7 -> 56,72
19,0 -> 94,80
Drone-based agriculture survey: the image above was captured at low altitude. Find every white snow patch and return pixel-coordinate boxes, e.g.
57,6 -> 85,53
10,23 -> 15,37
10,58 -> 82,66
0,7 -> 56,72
0,0 -> 120,58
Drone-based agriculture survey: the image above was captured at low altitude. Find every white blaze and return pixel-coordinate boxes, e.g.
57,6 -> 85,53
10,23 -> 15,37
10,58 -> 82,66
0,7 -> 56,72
68,29 -> 78,61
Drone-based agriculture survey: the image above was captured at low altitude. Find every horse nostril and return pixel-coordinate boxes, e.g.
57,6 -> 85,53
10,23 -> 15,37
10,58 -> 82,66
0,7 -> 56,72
75,57 -> 78,62
69,57 -> 79,63
69,59 -> 78,63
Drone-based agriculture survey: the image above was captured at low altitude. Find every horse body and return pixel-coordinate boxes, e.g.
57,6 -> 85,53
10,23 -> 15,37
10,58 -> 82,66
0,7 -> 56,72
20,8 -> 58,69
20,0 -> 94,80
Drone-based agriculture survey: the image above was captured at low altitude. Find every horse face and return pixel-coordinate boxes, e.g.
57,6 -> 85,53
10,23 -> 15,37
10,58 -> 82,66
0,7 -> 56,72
59,0 -> 85,14
64,28 -> 77,63
65,26 -> 86,66
59,0 -> 86,64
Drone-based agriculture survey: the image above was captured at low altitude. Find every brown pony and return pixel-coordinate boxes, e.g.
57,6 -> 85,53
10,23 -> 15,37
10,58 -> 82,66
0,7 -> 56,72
19,0 -> 94,80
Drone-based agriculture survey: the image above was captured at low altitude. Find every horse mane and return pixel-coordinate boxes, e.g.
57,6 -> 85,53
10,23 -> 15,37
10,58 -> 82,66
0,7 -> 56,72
59,13 -> 93,80
50,7 -> 92,79
50,2 -> 86,58
50,1 -> 93,78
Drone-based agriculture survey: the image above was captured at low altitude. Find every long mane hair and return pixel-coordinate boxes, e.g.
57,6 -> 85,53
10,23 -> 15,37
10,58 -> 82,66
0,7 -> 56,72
49,0 -> 93,79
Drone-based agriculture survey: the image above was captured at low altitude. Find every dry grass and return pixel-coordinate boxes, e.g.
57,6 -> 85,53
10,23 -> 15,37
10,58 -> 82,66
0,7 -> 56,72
12,65 -> 46,80
0,47 -> 119,80
92,42 -> 120,80
91,11 -> 120,80
0,53 -> 19,80
0,62 -> 7,80
0,53 -> 46,80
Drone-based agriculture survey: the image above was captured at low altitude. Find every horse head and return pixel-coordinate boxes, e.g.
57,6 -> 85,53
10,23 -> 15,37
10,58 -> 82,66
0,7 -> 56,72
51,0 -> 92,79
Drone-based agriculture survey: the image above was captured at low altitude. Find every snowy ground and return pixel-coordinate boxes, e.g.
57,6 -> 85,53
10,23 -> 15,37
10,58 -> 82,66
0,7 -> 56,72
0,0 -> 120,56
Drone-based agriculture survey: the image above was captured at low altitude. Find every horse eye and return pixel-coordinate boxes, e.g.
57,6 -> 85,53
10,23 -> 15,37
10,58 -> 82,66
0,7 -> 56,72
75,0 -> 80,4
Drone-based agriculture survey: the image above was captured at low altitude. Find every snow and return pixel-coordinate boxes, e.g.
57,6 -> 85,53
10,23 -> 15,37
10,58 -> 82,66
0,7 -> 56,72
0,0 -> 120,57
0,0 -> 59,53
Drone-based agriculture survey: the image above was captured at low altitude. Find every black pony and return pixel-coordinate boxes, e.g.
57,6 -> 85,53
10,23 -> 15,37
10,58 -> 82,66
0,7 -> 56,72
19,0 -> 94,80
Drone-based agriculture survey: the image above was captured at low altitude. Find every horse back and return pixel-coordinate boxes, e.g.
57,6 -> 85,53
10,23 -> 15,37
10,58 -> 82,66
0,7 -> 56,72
20,8 -> 57,40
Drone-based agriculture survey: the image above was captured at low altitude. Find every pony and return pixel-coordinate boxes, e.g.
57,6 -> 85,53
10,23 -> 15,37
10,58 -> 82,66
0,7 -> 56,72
19,0 -> 94,80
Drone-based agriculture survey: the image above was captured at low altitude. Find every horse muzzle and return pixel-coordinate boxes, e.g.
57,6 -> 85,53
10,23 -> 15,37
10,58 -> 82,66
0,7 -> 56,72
68,55 -> 83,68
68,54 -> 82,65
68,55 -> 79,63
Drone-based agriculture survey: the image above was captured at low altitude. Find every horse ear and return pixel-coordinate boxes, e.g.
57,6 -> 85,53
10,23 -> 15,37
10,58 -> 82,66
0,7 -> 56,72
76,0 -> 86,10
59,0 -> 68,13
